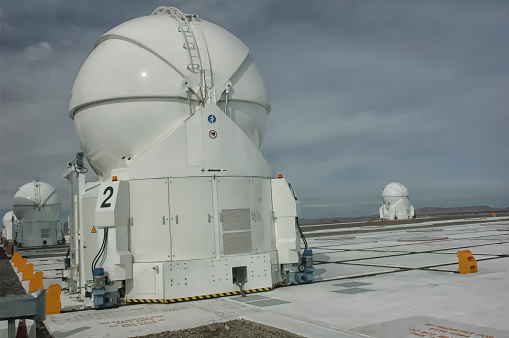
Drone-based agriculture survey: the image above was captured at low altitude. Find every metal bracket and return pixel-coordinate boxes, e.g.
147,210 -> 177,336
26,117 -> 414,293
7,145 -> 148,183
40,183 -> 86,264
236,281 -> 246,297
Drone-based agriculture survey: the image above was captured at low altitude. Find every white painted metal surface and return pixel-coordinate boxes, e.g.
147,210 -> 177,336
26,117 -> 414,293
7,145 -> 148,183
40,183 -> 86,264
64,6 -> 301,303
2,210 -> 16,241
13,180 -> 60,221
272,178 -> 301,264
379,181 -> 415,220
69,7 -> 270,179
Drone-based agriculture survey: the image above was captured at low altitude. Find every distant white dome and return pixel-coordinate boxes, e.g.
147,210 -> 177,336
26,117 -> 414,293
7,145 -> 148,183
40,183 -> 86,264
2,210 -> 17,224
69,8 -> 270,178
12,180 -> 61,221
380,181 -> 414,220
2,210 -> 17,240
382,182 -> 409,204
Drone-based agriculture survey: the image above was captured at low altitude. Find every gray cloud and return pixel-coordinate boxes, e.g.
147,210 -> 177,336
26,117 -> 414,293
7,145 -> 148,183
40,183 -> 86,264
1,0 -> 508,219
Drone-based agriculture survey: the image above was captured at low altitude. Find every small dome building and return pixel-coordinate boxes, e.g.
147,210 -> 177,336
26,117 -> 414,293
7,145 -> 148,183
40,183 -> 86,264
379,182 -> 415,220
12,180 -> 63,247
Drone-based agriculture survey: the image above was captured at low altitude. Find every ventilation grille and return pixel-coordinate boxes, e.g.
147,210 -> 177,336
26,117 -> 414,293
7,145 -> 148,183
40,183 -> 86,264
223,232 -> 252,255
222,208 -> 252,255
41,228 -> 50,238
222,208 -> 251,231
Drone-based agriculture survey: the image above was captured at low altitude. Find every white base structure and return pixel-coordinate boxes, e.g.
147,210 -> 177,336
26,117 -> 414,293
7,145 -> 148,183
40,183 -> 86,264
12,180 -> 64,247
63,7 -> 308,304
379,182 -> 415,220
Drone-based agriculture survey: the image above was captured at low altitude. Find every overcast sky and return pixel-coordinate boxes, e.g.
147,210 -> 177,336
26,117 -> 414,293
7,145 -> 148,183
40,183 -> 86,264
1,0 -> 508,220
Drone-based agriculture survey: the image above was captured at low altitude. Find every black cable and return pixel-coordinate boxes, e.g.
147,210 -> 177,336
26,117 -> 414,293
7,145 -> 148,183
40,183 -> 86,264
91,228 -> 108,276
296,217 -> 309,273
296,217 -> 308,250
91,237 -> 103,275
92,228 -> 107,273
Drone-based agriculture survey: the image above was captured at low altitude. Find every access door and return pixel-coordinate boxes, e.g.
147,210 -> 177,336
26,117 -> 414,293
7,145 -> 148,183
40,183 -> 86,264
169,177 -> 215,260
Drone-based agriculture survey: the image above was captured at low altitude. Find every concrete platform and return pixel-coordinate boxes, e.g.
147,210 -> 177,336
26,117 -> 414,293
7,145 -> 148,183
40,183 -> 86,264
9,216 -> 509,337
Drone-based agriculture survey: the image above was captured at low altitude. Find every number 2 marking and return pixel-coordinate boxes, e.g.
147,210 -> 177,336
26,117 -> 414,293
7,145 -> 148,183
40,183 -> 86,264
101,186 -> 114,208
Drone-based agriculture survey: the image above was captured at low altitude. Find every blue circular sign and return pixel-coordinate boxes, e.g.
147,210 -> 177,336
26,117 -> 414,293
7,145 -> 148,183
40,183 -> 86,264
208,115 -> 216,124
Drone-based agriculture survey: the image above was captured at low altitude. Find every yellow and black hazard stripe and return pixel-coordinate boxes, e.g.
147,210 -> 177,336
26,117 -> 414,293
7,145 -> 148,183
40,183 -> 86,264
272,281 -> 285,288
127,299 -> 168,304
126,283 -> 283,304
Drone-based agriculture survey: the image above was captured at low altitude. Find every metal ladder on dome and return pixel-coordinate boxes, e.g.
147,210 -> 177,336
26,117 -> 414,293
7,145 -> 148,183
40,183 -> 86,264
33,178 -> 42,210
152,6 -> 212,104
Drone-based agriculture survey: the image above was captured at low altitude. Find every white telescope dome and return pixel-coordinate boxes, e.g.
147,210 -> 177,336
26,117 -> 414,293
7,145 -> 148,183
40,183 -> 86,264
379,181 -> 415,220
69,7 -> 271,178
2,210 -> 17,240
2,210 -> 17,225
12,180 -> 61,221
382,182 -> 409,205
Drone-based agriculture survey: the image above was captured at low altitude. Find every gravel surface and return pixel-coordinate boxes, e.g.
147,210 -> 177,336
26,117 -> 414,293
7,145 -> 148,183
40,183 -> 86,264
136,319 -> 304,338
0,248 -> 26,297
0,248 -> 52,338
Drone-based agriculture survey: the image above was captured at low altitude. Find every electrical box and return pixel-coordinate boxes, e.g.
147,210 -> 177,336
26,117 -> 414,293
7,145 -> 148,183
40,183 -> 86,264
271,178 -> 298,218
271,178 -> 300,264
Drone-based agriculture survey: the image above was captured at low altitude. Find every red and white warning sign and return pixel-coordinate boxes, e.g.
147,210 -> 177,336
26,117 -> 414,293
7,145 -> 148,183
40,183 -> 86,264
209,130 -> 217,139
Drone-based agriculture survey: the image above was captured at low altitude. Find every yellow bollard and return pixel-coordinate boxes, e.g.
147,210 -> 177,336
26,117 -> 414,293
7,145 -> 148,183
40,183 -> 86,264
491,213 -> 496,217
12,253 -> 22,267
12,252 -> 20,264
17,258 -> 27,273
22,263 -> 34,281
46,284 -> 62,315
457,250 -> 477,274
30,271 -> 44,293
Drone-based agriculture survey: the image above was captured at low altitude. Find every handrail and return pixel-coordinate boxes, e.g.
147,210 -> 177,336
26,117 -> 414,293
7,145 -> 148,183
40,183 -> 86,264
0,290 -> 46,338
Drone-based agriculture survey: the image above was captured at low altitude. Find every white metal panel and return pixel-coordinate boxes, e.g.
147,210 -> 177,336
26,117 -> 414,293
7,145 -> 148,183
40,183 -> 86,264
200,105 -> 224,169
274,218 -> 300,265
95,181 -> 130,228
99,225 -> 132,281
185,111 -> 204,167
271,178 -> 300,264
127,263 -> 164,300
250,178 -> 275,253
113,108 -> 275,180
271,178 -> 298,218
80,195 -> 100,286
217,177 -> 252,210
162,254 -> 272,300
169,178 -> 215,260
129,179 -> 171,262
